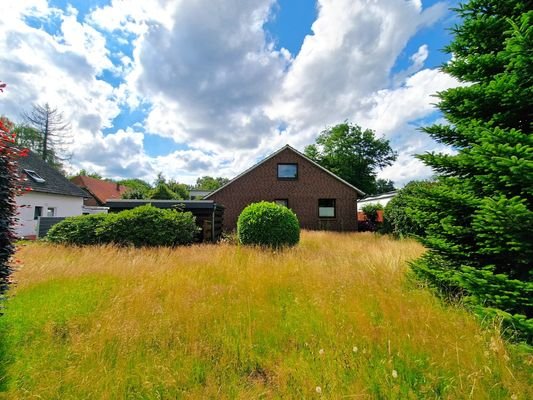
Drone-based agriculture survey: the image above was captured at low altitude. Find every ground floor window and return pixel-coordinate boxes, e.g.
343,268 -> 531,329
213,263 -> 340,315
318,199 -> 336,218
46,207 -> 56,217
34,206 -> 43,220
274,199 -> 288,207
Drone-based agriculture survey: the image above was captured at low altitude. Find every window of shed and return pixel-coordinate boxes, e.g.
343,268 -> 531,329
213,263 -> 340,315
318,199 -> 336,218
46,207 -> 56,217
277,164 -> 298,179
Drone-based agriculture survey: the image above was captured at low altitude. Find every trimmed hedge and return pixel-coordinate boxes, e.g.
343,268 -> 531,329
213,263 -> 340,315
237,201 -> 300,248
46,213 -> 107,245
46,205 -> 198,247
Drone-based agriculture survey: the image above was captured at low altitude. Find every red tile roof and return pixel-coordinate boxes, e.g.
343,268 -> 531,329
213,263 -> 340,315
71,175 -> 128,205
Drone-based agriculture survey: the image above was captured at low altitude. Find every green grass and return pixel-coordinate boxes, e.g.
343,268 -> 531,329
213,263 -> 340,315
0,232 -> 531,399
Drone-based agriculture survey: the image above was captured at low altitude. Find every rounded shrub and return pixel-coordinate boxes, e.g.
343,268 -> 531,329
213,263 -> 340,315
237,201 -> 300,248
96,204 -> 199,247
383,180 -> 434,238
46,213 -> 107,245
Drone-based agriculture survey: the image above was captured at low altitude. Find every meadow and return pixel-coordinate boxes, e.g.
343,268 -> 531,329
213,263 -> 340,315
0,231 -> 531,399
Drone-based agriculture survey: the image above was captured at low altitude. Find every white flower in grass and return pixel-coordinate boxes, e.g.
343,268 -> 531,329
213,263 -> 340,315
352,346 -> 358,353
315,386 -> 322,394
392,370 -> 398,379
319,348 -> 325,355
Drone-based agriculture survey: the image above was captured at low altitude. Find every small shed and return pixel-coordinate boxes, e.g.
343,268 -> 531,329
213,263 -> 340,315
105,200 -> 224,243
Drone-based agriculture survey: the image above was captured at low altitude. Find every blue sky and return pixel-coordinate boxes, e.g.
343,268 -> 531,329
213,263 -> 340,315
0,0 -> 460,185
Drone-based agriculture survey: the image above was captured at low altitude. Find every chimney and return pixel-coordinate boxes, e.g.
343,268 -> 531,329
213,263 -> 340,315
116,182 -> 120,191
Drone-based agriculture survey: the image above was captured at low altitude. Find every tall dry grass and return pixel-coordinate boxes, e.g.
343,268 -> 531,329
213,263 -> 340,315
0,231 -> 531,399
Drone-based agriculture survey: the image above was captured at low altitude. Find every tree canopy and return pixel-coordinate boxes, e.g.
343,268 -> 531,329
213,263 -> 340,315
410,0 -> 532,341
195,176 -> 229,191
304,123 -> 397,195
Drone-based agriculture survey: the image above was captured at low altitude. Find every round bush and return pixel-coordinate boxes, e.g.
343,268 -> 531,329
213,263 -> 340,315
96,204 -> 199,247
237,201 -> 300,248
46,214 -> 107,245
383,180 -> 434,238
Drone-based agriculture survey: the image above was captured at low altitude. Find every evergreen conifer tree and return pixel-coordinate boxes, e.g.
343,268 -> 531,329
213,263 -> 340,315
412,0 -> 532,341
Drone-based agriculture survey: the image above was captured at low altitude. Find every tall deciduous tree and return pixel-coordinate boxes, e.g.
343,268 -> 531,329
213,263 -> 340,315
304,123 -> 397,195
411,1 -> 532,341
22,103 -> 72,171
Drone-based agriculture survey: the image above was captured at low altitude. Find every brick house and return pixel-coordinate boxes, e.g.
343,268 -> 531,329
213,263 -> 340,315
205,145 -> 365,231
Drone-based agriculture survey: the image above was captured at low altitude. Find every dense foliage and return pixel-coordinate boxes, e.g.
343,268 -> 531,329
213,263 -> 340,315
411,1 -> 532,341
304,123 -> 397,195
194,176 -> 230,191
47,205 -> 198,247
237,202 -> 300,248
358,203 -> 383,232
120,175 -> 190,200
148,183 -> 180,200
0,83 -> 28,300
46,214 -> 107,245
383,181 -> 434,238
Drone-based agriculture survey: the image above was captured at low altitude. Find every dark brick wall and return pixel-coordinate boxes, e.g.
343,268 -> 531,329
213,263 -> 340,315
208,147 -> 359,231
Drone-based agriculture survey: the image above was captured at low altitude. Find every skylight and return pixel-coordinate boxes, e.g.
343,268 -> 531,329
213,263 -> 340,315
24,169 -> 45,183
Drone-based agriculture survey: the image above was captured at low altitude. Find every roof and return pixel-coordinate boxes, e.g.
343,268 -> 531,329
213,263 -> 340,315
105,199 -> 223,210
358,191 -> 398,203
17,152 -> 87,197
205,144 -> 366,198
70,175 -> 128,204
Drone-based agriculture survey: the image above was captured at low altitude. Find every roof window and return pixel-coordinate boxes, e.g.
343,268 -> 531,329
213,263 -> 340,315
24,169 -> 46,183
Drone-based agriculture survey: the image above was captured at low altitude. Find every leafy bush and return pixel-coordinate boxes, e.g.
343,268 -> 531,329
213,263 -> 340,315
47,214 -> 107,245
237,201 -> 300,248
46,205 -> 198,247
383,181 -> 434,238
149,183 -> 179,200
359,204 -> 383,232
96,205 -> 198,247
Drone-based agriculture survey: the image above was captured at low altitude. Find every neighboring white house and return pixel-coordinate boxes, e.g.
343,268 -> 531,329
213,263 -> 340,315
15,152 -> 86,238
357,191 -> 398,208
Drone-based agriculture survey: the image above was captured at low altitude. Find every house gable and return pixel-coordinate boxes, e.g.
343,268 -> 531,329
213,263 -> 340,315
206,145 -> 363,231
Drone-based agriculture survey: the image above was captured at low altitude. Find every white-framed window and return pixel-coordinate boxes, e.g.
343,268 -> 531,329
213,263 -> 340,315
46,207 -> 56,217
277,163 -> 298,180
318,199 -> 336,218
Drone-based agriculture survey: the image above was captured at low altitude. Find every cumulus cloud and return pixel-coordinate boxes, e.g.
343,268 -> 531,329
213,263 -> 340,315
1,0 -> 460,185
130,0 -> 289,151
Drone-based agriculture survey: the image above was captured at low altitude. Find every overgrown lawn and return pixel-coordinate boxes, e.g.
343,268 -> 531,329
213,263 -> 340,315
0,232 -> 531,399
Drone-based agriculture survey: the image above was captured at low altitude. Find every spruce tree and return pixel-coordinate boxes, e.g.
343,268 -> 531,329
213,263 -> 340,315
412,1 -> 532,341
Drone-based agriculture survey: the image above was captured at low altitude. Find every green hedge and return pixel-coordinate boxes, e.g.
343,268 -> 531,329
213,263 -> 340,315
46,205 -> 198,247
237,201 -> 300,248
46,213 -> 107,245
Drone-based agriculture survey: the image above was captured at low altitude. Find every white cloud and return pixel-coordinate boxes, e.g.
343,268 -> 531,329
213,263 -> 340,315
1,0 -> 460,185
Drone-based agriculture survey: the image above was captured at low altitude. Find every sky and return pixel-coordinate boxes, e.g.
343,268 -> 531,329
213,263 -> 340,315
0,0 -> 460,187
